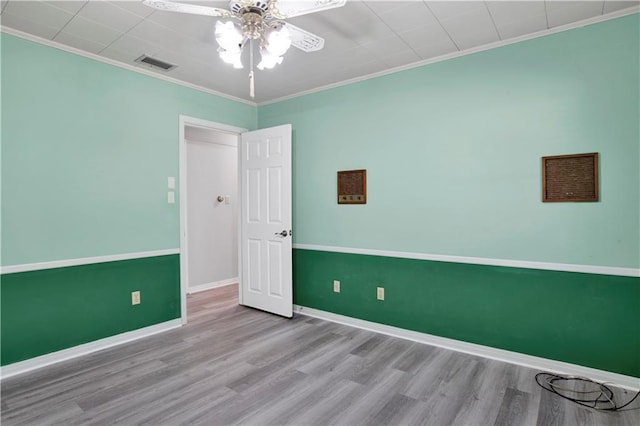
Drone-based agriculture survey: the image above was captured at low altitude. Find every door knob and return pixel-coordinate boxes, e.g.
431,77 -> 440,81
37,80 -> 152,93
275,230 -> 288,237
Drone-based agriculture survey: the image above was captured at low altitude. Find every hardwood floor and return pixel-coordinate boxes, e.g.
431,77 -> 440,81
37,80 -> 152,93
2,284 -> 638,425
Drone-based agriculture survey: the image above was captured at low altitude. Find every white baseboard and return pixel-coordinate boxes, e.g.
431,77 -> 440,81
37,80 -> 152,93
0,319 -> 182,380
188,277 -> 238,294
294,305 -> 640,391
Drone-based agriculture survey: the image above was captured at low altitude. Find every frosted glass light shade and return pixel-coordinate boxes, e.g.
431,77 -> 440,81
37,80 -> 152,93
257,47 -> 283,70
215,20 -> 243,51
218,48 -> 243,69
265,25 -> 291,57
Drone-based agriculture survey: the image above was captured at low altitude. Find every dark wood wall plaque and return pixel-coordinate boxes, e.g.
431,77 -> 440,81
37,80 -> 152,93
542,152 -> 598,202
338,169 -> 366,204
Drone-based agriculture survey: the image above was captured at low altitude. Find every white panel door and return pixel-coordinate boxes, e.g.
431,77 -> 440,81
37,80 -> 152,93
240,124 -> 292,318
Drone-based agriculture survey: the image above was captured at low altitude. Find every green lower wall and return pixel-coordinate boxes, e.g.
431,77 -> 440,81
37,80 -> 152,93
1,254 -> 180,366
293,249 -> 640,377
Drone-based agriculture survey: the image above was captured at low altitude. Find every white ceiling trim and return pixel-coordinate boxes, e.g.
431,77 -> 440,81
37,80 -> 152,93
259,6 -> 640,106
0,25 -> 257,107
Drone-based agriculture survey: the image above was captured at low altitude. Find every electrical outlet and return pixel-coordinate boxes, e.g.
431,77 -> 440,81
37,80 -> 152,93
333,280 -> 340,293
131,291 -> 141,305
377,287 -> 384,301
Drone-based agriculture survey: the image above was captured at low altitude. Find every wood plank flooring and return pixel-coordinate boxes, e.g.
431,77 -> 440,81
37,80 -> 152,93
2,284 -> 638,425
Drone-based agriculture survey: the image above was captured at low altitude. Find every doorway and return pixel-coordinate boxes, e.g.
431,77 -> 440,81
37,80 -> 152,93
179,116 -> 247,324
185,126 -> 238,294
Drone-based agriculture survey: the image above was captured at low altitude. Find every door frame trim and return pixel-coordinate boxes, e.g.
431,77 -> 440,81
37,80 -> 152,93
178,115 -> 247,325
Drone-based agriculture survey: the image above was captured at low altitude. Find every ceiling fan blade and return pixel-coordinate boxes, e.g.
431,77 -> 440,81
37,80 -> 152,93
142,0 -> 232,17
269,0 -> 347,19
285,23 -> 324,52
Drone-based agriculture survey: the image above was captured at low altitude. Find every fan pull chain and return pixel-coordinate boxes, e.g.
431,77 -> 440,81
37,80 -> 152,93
249,39 -> 255,98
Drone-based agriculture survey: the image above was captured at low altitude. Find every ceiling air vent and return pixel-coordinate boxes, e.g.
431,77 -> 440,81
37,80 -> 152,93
134,55 -> 177,72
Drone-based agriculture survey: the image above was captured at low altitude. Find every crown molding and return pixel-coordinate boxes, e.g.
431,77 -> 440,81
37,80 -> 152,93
258,7 -> 640,106
0,26 -> 257,107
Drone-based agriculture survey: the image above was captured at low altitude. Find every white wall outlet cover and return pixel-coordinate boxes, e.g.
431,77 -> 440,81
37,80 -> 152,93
225,196 -> 231,205
377,287 -> 385,300
168,176 -> 176,189
333,280 -> 340,293
131,291 -> 141,305
168,191 -> 175,204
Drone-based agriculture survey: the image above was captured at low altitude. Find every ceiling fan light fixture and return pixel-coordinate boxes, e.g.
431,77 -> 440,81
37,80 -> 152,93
264,24 -> 292,57
257,47 -> 284,70
218,48 -> 244,69
215,20 -> 244,51
142,0 -> 347,98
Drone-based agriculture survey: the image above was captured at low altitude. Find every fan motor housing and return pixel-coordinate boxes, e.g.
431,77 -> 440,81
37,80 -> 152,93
241,11 -> 264,39
230,1 -> 269,15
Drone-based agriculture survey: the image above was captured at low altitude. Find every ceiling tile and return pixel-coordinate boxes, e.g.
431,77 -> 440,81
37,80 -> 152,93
486,1 -> 547,22
126,19 -> 196,53
43,1 -> 88,15
287,0 -> 378,38
380,49 -> 422,68
487,1 -> 548,39
77,0 -> 145,33
323,45 -> 380,69
54,31 -> 107,54
362,36 -> 415,62
317,29 -> 359,52
100,34 -> 164,62
426,1 -> 486,21
292,46 -> 380,82
412,37 -> 459,60
61,15 -> 122,47
108,0 -> 156,18
3,0 -> 74,31
546,1 -> 605,27
0,12 -> 61,39
274,48 -> 331,78
438,7 -> 500,49
375,1 -> 439,33
398,22 -> 458,59
493,15 -> 548,39
364,1 -> 409,15
361,35 -> 413,57
343,16 -> 398,45
167,38 -> 218,61
147,7 -> 218,42
603,1 -> 640,13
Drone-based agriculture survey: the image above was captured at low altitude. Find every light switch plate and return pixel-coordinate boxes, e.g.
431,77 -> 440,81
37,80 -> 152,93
377,287 -> 385,301
168,191 -> 175,204
225,196 -> 231,205
131,291 -> 141,305
333,280 -> 340,293
167,176 -> 175,189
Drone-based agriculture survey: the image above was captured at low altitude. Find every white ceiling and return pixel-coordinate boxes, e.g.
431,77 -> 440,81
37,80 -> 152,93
1,0 -> 638,104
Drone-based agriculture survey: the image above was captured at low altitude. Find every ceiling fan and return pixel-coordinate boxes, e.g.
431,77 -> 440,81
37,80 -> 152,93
143,0 -> 347,98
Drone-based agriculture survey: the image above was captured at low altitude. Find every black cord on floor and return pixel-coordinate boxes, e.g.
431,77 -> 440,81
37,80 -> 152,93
535,372 -> 640,412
